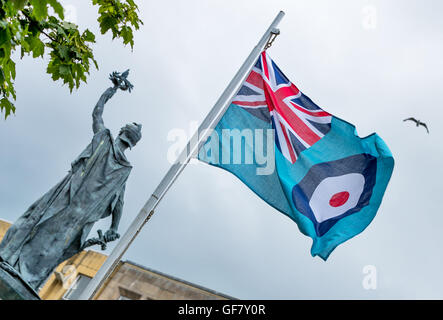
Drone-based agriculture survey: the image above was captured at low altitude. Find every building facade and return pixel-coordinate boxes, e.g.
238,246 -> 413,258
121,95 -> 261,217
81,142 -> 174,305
0,220 -> 233,300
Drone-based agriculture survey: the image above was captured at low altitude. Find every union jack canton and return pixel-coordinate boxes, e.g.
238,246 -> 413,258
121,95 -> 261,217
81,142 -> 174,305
232,51 -> 332,163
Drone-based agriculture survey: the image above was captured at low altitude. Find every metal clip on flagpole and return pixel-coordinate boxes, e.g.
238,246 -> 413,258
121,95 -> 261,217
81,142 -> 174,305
77,10 -> 285,300
265,28 -> 280,50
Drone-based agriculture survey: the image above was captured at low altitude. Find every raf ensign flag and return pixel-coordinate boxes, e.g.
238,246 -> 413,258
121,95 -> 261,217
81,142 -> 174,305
198,51 -> 394,260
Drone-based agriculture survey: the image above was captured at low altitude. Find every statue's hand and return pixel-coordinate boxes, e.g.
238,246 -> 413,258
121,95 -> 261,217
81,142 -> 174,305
104,229 -> 120,243
82,237 -> 102,250
109,70 -> 134,93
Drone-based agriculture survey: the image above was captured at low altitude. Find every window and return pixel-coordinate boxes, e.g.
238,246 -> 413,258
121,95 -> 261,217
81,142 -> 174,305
117,287 -> 141,300
63,275 -> 92,300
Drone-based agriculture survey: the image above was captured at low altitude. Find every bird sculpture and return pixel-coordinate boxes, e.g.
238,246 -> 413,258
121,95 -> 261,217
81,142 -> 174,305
403,117 -> 429,133
109,69 -> 134,92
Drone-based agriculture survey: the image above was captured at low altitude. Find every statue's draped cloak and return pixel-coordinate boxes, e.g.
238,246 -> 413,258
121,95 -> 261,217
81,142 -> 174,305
0,129 -> 132,289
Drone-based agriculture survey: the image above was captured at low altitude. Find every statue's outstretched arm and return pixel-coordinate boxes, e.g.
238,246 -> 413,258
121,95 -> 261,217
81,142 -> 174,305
92,86 -> 117,134
92,70 -> 133,134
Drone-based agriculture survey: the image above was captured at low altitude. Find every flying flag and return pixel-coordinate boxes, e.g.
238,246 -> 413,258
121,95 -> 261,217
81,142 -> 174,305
198,51 -> 394,260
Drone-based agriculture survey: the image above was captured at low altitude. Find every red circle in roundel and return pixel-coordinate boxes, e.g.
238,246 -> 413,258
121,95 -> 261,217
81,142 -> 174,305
329,191 -> 350,208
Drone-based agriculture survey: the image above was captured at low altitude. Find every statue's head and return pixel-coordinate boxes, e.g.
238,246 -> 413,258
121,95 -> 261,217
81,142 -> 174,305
118,122 -> 142,149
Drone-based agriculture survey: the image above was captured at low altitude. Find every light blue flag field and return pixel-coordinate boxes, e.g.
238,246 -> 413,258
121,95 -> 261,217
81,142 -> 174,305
198,51 -> 394,260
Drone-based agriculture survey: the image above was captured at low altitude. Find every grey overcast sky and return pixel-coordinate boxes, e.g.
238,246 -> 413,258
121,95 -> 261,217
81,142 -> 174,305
1,0 -> 443,299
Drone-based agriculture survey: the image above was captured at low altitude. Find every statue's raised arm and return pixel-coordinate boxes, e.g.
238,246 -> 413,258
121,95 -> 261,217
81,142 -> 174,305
92,70 -> 134,134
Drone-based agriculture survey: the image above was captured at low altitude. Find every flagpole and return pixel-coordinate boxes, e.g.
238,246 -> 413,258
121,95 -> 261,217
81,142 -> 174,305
77,10 -> 285,300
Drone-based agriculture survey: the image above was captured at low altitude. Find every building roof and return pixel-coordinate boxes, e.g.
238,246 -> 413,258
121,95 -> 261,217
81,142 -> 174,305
0,219 -> 235,300
123,259 -> 236,300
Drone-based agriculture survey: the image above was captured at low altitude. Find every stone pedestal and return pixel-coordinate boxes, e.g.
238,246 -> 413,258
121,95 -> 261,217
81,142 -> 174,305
0,262 -> 40,300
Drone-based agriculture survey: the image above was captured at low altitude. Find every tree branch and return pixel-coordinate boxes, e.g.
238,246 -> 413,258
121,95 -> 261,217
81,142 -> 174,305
21,9 -> 57,42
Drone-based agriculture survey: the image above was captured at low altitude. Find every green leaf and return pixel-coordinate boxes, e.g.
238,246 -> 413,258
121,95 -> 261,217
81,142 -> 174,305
7,59 -> 16,80
57,45 -> 70,60
98,15 -> 115,35
11,0 -> 29,11
0,97 -> 15,120
58,64 -> 70,76
0,67 -> 5,84
31,37 -> 45,58
0,27 -> 10,47
29,0 -> 48,20
47,0 -> 65,20
120,26 -> 133,48
83,29 -> 95,42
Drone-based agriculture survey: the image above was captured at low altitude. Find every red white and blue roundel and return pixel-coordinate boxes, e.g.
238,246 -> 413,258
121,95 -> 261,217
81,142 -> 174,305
292,154 -> 377,236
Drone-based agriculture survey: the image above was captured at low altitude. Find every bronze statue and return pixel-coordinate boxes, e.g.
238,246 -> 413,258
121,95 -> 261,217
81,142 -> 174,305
0,70 -> 141,291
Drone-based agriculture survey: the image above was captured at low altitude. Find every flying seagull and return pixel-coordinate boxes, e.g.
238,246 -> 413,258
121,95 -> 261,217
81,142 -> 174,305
403,117 -> 429,133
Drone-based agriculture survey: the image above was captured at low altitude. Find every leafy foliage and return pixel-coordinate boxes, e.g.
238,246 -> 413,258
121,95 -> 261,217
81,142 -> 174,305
0,0 -> 143,119
93,0 -> 142,49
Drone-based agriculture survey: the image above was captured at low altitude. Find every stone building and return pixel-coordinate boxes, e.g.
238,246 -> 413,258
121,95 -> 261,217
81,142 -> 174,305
0,220 -> 233,300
